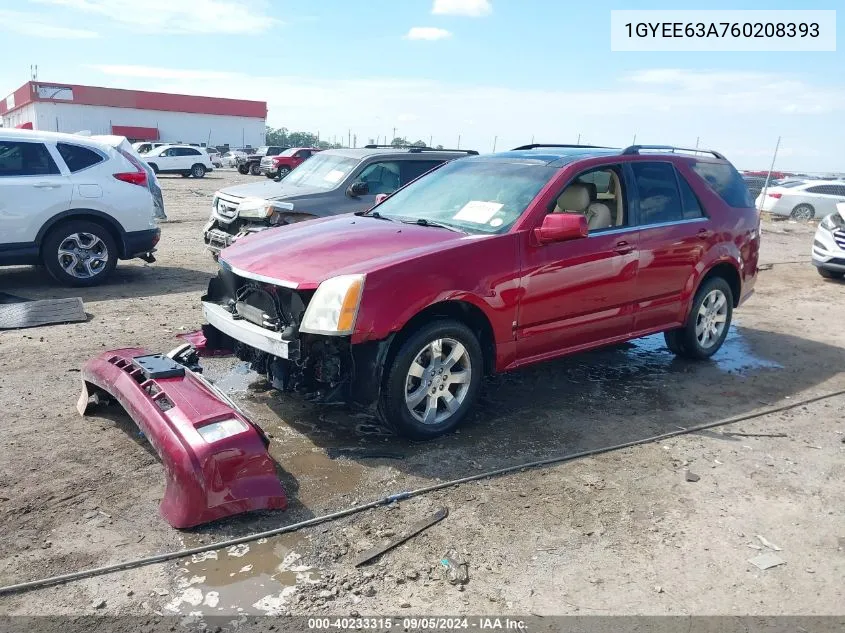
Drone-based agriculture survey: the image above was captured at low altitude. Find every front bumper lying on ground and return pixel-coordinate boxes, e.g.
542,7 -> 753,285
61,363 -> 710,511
77,347 -> 287,528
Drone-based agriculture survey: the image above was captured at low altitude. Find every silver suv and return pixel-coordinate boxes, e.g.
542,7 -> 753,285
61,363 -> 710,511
203,145 -> 477,256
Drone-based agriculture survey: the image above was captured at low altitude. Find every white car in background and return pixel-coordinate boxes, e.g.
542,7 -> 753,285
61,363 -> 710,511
141,144 -> 214,178
756,180 -> 845,220
0,128 -> 160,286
206,148 -> 223,167
132,141 -> 166,155
812,202 -> 845,279
220,150 -> 248,168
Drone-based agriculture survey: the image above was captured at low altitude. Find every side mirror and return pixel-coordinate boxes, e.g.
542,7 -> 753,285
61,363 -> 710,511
534,213 -> 587,245
374,193 -> 389,205
347,181 -> 369,197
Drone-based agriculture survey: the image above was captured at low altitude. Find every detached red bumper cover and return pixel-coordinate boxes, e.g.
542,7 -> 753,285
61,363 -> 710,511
77,348 -> 287,528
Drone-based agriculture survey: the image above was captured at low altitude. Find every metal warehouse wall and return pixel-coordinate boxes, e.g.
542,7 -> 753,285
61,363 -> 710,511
6,102 -> 266,147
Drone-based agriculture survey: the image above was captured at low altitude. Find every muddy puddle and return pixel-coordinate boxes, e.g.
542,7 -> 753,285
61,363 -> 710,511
165,533 -> 319,616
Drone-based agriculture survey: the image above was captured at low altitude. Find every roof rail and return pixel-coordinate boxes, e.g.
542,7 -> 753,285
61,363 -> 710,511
622,144 -> 725,160
511,143 -> 615,150
363,144 -> 478,155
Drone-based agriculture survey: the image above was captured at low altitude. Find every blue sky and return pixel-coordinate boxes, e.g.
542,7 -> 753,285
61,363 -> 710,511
0,0 -> 842,171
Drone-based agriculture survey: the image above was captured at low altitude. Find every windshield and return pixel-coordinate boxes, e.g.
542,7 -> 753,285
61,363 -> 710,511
284,153 -> 359,190
254,146 -> 269,156
278,148 -> 298,157
373,159 -> 556,234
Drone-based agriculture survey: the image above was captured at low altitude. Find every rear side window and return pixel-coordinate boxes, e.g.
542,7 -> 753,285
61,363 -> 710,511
57,143 -> 104,172
691,161 -> 754,208
630,162 -> 683,225
400,160 -> 444,185
807,184 -> 845,196
178,147 -> 201,156
677,172 -> 704,219
0,141 -> 60,176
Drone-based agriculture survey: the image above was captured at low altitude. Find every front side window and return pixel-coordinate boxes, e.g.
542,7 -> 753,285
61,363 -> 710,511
691,161 -> 754,208
57,143 -> 104,172
0,141 -> 60,176
373,159 -> 557,235
631,162 -> 683,225
357,161 -> 401,195
283,153 -> 359,190
552,166 -> 626,231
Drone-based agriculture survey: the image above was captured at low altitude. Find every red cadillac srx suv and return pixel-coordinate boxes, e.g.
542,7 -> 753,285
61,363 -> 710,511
202,144 -> 759,439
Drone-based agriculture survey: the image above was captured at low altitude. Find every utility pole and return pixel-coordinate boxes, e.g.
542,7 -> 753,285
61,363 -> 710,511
576,133 -> 581,144
392,127 -> 397,142
632,133 -> 636,145
429,135 -> 433,147
759,136 -> 782,211
492,135 -> 497,152
695,136 -> 700,149
348,129 -> 351,148
457,134 -> 461,149
531,134 -> 534,144
353,134 -> 357,148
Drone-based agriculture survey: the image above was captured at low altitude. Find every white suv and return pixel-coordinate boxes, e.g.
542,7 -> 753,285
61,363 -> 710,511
0,128 -> 160,287
141,144 -> 214,178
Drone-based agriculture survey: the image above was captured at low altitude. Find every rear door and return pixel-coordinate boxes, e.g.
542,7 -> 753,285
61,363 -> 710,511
0,139 -> 72,244
629,161 -> 710,333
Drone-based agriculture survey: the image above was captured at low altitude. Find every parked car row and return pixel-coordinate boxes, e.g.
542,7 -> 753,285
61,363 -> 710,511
756,180 -> 845,220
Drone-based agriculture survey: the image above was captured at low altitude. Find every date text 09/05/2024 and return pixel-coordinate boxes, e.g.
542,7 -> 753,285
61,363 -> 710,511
307,617 -> 528,630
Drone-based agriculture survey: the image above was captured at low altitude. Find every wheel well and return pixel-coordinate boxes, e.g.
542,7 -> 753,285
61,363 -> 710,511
386,300 -> 496,376
39,213 -> 126,259
701,262 -> 741,307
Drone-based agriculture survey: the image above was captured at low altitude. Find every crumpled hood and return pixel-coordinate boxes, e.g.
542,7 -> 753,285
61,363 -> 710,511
220,214 -> 475,289
217,180 -> 325,201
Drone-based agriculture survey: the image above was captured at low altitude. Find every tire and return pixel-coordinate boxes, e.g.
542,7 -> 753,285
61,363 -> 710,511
378,319 -> 483,440
148,163 -> 159,175
191,164 -> 206,178
790,204 -> 815,220
249,163 -> 261,176
665,276 -> 733,360
277,167 -> 291,179
237,164 -> 249,175
817,267 -> 844,280
41,219 -> 118,287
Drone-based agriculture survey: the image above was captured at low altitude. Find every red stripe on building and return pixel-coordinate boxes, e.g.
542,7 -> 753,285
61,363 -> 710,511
111,125 -> 159,140
1,81 -> 266,118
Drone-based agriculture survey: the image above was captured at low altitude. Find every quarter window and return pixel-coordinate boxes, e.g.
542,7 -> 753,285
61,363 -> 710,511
57,143 -> 104,172
0,141 -> 60,176
631,162 -> 683,225
691,161 -> 754,208
677,172 -> 704,219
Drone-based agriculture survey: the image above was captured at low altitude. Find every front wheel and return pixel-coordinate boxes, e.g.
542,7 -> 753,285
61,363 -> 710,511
277,167 -> 291,179
378,320 -> 483,440
665,277 -> 733,360
249,163 -> 261,176
42,220 -> 118,287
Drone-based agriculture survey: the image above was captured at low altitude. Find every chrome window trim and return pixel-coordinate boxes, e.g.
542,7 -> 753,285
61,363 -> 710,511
218,258 -> 300,289
587,217 -> 707,238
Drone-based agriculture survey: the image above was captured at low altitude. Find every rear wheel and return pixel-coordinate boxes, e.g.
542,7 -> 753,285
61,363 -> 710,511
790,204 -> 815,220
817,267 -> 844,280
42,219 -> 118,287
191,164 -> 206,178
378,320 -> 483,440
665,277 -> 733,360
249,163 -> 261,176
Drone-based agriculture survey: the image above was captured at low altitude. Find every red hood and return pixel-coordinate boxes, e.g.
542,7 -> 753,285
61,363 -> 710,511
220,214 -> 474,289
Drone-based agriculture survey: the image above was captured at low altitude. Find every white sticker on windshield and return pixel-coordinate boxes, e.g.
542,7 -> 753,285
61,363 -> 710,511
490,218 -> 504,227
453,201 -> 503,224
323,169 -> 345,183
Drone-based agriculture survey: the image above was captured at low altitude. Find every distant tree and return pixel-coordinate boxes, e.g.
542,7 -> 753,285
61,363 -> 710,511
435,144 -> 444,150
410,139 -> 427,147
265,126 -> 289,146
390,137 -> 407,147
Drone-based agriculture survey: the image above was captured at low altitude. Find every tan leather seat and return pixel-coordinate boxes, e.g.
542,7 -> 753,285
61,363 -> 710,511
586,200 -> 614,230
556,183 -> 613,230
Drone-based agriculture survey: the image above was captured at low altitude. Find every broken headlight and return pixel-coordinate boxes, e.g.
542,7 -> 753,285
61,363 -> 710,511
821,213 -> 844,232
238,198 -> 295,219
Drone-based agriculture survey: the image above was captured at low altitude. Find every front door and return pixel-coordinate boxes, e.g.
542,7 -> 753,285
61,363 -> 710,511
516,165 -> 639,362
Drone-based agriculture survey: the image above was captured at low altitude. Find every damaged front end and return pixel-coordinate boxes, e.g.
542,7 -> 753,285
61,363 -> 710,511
200,264 -> 391,408
78,344 -> 287,529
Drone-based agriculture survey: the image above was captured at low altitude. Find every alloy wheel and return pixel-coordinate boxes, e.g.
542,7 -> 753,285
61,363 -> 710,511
404,337 -> 472,425
57,232 -> 109,279
695,289 -> 728,349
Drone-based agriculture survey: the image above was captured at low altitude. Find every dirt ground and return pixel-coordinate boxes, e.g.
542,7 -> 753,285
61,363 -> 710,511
0,170 -> 843,622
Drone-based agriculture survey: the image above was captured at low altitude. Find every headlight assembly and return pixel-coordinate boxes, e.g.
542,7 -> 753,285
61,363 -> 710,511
238,198 -> 294,219
300,274 -> 365,335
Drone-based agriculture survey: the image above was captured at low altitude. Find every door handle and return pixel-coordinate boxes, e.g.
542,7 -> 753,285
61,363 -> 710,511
614,240 -> 634,255
697,228 -> 713,240
33,182 -> 59,189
